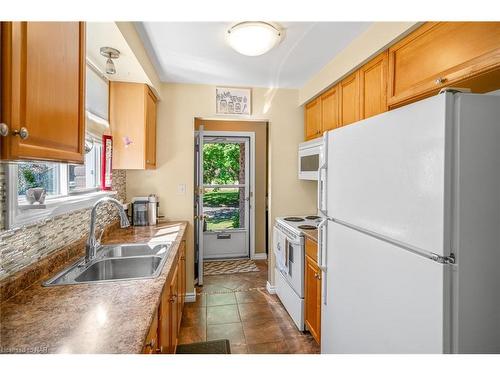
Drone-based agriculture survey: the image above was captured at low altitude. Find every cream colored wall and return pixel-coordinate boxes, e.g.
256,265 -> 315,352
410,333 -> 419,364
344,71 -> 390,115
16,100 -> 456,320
299,22 -> 420,105
127,83 -> 317,294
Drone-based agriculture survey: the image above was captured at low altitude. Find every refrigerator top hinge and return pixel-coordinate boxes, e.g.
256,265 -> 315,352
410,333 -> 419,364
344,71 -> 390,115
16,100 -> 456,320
430,252 -> 456,265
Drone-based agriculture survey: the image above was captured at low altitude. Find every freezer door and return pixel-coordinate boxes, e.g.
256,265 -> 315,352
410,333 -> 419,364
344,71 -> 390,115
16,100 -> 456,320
327,94 -> 451,256
321,222 -> 450,354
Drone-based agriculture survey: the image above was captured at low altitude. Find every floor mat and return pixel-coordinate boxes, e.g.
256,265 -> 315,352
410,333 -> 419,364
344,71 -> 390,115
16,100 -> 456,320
204,259 -> 260,276
176,339 -> 231,354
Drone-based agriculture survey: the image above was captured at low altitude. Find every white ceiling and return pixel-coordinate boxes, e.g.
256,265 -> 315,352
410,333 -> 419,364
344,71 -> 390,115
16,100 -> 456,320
135,22 -> 372,89
87,22 -> 152,86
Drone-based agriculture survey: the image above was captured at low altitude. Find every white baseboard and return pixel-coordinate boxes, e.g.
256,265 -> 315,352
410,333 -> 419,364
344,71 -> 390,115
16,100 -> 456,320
185,292 -> 196,303
266,281 -> 276,294
252,252 -> 268,260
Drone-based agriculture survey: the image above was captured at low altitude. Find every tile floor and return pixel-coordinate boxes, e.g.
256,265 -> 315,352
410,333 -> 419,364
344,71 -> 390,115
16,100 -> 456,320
178,260 -> 320,354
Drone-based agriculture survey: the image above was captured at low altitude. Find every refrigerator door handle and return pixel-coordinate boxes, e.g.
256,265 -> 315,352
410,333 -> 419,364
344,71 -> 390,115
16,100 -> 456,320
317,134 -> 328,216
318,217 -> 333,306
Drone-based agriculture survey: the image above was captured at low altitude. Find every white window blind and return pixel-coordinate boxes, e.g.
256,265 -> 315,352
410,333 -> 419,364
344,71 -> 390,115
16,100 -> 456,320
85,64 -> 109,121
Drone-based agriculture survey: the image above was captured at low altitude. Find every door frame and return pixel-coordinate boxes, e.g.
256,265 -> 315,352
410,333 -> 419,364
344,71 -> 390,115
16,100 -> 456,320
201,130 -> 256,259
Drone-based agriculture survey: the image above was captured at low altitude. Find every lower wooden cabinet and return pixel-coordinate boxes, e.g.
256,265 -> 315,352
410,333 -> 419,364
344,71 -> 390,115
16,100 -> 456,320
304,238 -> 321,345
143,236 -> 186,354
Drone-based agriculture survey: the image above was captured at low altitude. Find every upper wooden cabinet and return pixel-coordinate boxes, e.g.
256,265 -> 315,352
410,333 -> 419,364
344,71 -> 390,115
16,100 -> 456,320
1,22 -> 86,163
388,22 -> 500,107
304,98 -> 321,140
321,86 -> 340,132
360,51 -> 388,119
339,71 -> 360,126
109,82 -> 158,169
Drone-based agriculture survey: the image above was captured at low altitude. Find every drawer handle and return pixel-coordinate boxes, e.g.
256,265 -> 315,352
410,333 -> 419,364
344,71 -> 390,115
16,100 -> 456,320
145,338 -> 156,349
13,127 -> 29,140
435,77 -> 446,85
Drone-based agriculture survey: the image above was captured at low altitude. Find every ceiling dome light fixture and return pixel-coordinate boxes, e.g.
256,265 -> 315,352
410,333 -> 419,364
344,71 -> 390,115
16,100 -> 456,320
100,47 -> 120,75
226,21 -> 282,57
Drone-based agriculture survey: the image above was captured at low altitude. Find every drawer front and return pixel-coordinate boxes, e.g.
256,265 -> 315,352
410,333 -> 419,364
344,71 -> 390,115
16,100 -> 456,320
388,22 -> 500,105
305,237 -> 318,263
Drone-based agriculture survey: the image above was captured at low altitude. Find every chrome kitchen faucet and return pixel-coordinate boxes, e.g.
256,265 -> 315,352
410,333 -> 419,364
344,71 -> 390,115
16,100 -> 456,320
85,197 -> 130,263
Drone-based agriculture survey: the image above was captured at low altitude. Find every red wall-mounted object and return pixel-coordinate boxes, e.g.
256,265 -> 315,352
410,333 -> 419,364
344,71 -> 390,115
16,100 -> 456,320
101,135 -> 113,190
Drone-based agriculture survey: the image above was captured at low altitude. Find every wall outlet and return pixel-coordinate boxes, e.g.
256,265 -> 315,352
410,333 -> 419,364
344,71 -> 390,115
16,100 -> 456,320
177,184 -> 186,195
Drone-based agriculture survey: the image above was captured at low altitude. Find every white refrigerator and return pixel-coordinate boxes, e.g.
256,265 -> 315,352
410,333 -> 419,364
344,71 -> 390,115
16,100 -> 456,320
317,92 -> 500,354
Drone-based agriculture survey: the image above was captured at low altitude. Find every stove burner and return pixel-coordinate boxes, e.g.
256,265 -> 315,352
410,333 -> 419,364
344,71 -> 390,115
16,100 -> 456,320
284,217 -> 305,222
305,215 -> 321,220
298,224 -> 317,230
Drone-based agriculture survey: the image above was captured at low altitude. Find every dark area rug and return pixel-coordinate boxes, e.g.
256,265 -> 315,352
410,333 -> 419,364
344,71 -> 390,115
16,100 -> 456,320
176,339 -> 231,354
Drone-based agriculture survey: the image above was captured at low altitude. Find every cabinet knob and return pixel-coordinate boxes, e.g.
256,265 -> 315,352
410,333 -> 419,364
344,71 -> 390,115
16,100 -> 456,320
13,127 -> 29,140
435,77 -> 446,85
0,123 -> 9,137
145,338 -> 156,349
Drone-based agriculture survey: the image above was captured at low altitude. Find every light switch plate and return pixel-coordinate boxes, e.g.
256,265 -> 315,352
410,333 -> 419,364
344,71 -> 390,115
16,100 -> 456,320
177,184 -> 186,195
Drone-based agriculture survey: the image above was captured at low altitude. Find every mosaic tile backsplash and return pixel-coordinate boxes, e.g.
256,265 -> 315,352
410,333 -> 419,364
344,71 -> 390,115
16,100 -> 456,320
0,165 -> 127,280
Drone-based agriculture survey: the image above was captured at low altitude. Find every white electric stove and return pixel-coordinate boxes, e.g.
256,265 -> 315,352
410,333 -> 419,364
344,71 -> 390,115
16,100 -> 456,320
273,215 -> 321,330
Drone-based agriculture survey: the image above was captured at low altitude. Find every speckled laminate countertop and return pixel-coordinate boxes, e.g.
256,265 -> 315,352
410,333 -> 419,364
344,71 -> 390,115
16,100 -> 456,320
0,221 -> 187,354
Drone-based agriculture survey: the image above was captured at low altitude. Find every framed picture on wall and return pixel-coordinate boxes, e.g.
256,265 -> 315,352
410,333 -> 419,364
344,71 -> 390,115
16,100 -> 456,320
216,87 -> 251,115
101,135 -> 113,190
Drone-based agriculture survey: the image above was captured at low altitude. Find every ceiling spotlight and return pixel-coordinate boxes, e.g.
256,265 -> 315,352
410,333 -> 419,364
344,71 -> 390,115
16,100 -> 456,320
100,47 -> 120,75
226,21 -> 282,56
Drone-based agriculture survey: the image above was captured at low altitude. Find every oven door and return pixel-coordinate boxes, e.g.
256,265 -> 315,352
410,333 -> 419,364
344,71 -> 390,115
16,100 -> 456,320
298,143 -> 323,180
284,237 -> 305,297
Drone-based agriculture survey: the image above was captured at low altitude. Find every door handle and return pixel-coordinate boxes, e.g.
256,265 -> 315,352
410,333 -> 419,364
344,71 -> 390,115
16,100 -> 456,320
317,134 -> 328,216
318,217 -> 333,306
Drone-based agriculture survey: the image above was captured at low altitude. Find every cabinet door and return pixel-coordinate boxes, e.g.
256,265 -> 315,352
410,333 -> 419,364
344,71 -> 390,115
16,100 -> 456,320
304,255 -> 321,344
360,51 -> 388,120
142,309 -> 159,354
339,71 -> 360,126
388,22 -> 500,106
304,98 -> 321,140
145,88 -> 157,169
169,264 -> 179,353
1,22 -> 85,163
321,86 -> 339,132
158,286 -> 171,354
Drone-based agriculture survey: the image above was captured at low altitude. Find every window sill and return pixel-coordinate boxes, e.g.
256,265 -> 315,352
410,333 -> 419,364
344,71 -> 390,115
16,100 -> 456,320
9,190 -> 119,229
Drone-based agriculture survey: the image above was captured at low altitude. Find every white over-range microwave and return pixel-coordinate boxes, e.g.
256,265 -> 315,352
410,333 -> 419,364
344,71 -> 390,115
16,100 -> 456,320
298,136 -> 325,180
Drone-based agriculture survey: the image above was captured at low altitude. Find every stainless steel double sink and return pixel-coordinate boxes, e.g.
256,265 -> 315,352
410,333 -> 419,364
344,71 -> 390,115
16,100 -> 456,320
43,243 -> 172,286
